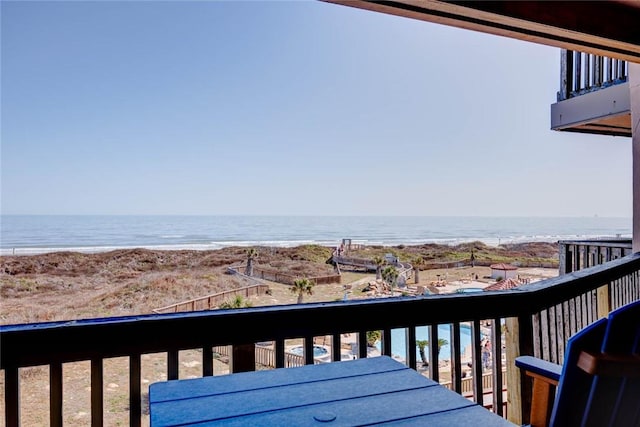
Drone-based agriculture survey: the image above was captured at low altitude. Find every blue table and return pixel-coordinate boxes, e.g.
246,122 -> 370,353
149,356 -> 513,426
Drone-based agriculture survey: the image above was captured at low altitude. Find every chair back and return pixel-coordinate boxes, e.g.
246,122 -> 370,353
550,300 -> 640,427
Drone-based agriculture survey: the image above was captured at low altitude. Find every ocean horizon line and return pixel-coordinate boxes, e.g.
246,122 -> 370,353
1,214 -> 632,219
1,233 -> 632,257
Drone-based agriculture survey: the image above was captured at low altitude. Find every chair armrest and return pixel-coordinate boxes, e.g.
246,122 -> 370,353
577,351 -> 640,377
516,356 -> 563,427
515,356 -> 562,383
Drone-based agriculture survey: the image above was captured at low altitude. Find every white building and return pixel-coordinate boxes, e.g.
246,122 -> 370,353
490,263 -> 518,280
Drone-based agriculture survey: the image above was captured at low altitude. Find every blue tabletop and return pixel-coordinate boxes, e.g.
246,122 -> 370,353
149,356 -> 512,426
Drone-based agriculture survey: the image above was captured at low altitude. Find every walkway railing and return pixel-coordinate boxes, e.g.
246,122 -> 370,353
2,252 -> 639,426
332,253 -> 413,283
558,50 -> 628,101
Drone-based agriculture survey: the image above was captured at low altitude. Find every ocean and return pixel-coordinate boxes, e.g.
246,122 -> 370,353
0,215 -> 631,256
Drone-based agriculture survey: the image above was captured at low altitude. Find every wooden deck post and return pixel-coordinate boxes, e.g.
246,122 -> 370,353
597,285 -> 611,319
630,62 -> 640,254
505,314 -> 534,425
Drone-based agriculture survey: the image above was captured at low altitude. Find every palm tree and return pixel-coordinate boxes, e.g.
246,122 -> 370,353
415,338 -> 449,367
366,330 -> 381,347
291,277 -> 314,304
412,258 -> 423,284
416,340 -> 429,367
373,256 -> 385,280
381,265 -> 399,295
245,247 -> 258,276
436,338 -> 449,355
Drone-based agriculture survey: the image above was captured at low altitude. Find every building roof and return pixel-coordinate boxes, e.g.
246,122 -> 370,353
490,263 -> 518,271
484,278 -> 522,292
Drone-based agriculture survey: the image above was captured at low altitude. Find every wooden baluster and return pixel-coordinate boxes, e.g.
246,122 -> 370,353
304,337 -> 314,365
167,350 -> 179,379
332,334 -> 341,362
471,320 -> 484,407
532,312 -> 541,359
358,331 -> 367,359
202,346 -> 213,376
50,362 -> 63,427
130,353 -> 142,427
382,328 -> 392,357
429,324 -> 439,382
585,53 -> 591,90
540,308 -> 550,361
451,322 -> 462,393
91,358 -> 104,427
231,344 -> 255,372
575,51 -> 582,93
569,295 -> 577,336
406,327 -> 417,370
559,50 -> 573,100
5,366 -> 19,427
274,338 -> 286,368
557,303 -> 566,362
492,319 -> 504,416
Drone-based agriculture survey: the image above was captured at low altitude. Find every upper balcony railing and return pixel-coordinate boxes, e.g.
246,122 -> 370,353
559,238 -> 633,275
558,50 -> 629,101
2,243 -> 639,427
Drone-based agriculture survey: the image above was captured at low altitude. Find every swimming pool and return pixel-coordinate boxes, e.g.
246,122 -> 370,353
456,288 -> 484,294
288,345 -> 330,359
377,324 -> 475,361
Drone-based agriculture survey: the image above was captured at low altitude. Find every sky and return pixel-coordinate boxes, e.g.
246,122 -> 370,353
0,1 -> 633,217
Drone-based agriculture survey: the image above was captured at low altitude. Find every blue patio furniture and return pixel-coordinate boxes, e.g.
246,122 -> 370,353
516,300 -> 640,427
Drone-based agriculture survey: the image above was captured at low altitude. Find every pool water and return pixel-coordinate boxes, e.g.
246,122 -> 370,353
456,288 -> 484,294
377,324 -> 476,361
289,345 -> 329,358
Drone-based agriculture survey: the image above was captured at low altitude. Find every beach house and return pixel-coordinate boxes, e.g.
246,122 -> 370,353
2,2 -> 640,426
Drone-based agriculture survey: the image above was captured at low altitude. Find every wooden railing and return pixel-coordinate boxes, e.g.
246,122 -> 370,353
2,253 -> 639,427
558,238 -> 633,275
558,50 -> 628,101
442,369 -> 507,399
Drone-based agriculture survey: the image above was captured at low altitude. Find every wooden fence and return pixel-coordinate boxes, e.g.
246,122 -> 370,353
214,345 -> 309,368
229,264 -> 341,286
152,284 -> 270,314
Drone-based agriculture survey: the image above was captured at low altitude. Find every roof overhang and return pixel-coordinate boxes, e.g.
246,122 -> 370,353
324,1 -> 640,63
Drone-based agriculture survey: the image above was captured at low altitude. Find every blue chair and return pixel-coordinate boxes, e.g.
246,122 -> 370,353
516,300 -> 640,427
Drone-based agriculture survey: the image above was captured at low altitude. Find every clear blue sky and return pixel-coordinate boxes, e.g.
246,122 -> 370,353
1,1 -> 632,217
